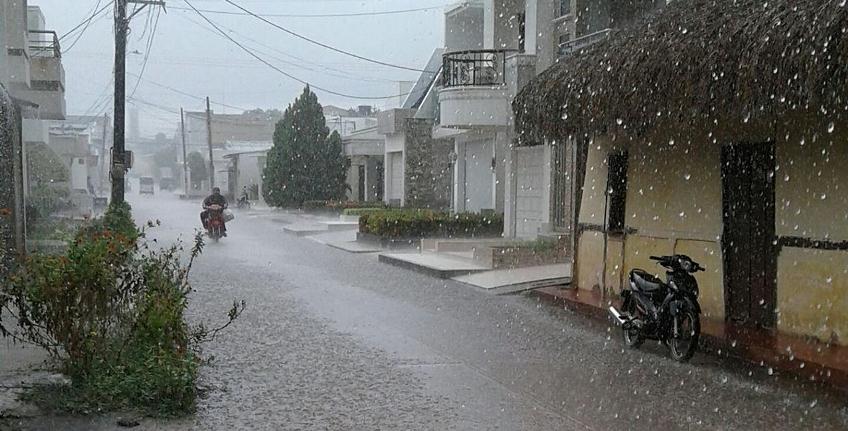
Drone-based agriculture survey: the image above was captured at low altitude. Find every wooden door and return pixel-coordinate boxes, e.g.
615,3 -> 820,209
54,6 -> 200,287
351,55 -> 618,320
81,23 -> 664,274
721,143 -> 777,328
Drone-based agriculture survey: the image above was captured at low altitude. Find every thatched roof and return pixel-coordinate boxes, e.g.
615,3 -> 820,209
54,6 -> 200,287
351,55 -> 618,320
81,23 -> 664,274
514,0 -> 848,144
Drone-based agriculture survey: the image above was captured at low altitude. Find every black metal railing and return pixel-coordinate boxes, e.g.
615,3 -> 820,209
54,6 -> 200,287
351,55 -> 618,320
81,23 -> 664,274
557,28 -> 611,58
442,49 -> 511,88
28,30 -> 61,58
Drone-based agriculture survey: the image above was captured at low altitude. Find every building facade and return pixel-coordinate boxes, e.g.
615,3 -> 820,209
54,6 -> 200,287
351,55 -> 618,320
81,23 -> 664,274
514,0 -> 848,349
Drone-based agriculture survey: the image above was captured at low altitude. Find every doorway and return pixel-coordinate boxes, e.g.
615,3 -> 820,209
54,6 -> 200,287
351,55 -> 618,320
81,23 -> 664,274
721,143 -> 777,328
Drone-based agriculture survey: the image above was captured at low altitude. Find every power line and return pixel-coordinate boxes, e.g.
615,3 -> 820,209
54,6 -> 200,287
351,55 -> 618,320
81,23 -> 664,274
60,0 -> 113,44
126,72 -> 249,111
182,0 -> 411,100
174,11 -> 399,84
61,0 -> 112,54
168,4 -> 444,18
129,6 -> 162,98
219,0 -> 430,73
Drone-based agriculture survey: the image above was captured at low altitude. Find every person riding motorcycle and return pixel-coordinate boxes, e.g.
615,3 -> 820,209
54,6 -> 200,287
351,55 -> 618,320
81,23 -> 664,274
201,187 -> 229,233
237,186 -> 251,209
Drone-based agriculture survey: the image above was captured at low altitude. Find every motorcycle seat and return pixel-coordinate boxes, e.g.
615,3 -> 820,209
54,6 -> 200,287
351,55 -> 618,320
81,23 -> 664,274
631,269 -> 663,292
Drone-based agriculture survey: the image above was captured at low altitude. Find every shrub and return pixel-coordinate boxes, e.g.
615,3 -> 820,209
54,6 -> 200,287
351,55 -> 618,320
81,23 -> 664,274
342,207 -> 388,217
359,209 -> 503,239
27,183 -> 70,223
0,203 -> 243,416
302,200 -> 386,212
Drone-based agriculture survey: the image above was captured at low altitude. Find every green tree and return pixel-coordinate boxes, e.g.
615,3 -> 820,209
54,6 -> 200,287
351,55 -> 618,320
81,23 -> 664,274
262,86 -> 349,207
153,147 -> 178,180
187,152 -> 208,189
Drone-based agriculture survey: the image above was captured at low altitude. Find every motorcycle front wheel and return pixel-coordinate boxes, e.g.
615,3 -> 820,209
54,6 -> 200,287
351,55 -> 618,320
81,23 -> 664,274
668,309 -> 700,362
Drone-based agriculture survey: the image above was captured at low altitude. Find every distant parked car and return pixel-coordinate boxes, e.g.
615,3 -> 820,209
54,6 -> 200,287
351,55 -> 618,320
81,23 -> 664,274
139,176 -> 155,195
70,189 -> 94,218
160,177 -> 175,191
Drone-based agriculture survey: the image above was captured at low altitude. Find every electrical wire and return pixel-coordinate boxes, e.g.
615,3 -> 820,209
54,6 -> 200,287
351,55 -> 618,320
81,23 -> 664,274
168,4 -> 444,18
126,72 -> 249,111
182,0 -> 411,100
219,0 -> 431,73
174,11 -> 399,84
60,0 -> 114,41
130,6 -> 162,98
61,0 -> 111,54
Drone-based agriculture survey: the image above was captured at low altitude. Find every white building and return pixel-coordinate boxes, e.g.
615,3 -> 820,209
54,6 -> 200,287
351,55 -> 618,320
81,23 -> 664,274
342,126 -> 384,202
1,2 -> 69,206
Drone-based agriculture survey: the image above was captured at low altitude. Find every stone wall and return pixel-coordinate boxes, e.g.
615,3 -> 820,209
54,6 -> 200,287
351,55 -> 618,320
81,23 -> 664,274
403,119 -> 452,210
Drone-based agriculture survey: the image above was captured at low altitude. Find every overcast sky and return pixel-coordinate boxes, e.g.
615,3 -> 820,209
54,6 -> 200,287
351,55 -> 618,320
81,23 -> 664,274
31,0 -> 447,136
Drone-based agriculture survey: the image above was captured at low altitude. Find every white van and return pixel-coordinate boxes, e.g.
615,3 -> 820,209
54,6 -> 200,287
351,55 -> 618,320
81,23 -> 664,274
139,176 -> 155,195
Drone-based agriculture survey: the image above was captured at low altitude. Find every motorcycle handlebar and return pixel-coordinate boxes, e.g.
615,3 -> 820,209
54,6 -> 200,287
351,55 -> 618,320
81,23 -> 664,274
649,256 -> 663,261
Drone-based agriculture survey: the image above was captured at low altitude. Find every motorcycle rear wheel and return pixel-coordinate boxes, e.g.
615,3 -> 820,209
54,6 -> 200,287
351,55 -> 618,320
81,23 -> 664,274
622,299 -> 644,349
668,309 -> 700,362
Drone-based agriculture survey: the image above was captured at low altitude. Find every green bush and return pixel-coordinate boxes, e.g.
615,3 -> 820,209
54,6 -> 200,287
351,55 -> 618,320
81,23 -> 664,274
342,207 -> 388,217
302,200 -> 386,212
0,203 -> 243,417
359,209 -> 503,239
27,183 -> 70,222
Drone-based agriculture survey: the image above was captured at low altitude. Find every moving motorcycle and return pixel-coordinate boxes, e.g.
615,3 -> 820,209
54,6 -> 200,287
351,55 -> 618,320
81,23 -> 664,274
205,204 -> 227,242
236,194 -> 251,210
608,254 -> 705,362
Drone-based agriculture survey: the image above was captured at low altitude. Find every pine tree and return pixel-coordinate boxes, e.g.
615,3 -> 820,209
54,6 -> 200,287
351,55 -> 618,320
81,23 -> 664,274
187,151 -> 207,189
262,86 -> 349,207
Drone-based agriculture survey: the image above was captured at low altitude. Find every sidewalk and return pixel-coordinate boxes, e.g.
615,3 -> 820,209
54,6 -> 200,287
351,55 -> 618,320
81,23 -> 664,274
0,340 -> 51,420
533,286 -> 848,391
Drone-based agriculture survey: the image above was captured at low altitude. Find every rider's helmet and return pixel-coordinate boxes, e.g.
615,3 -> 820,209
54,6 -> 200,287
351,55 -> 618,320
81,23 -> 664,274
212,187 -> 221,194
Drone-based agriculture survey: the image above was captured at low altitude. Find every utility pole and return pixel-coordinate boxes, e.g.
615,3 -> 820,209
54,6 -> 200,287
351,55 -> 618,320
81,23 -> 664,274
180,108 -> 189,194
206,96 -> 215,189
111,0 -> 166,203
111,0 -> 128,203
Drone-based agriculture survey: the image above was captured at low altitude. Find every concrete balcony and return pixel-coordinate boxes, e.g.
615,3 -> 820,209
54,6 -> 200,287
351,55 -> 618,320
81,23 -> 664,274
438,50 -> 513,129
23,30 -> 66,120
22,118 -> 49,144
377,108 -> 417,135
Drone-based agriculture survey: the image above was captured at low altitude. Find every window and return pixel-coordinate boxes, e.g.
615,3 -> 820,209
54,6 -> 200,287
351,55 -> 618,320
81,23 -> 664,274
606,152 -> 628,233
517,13 -> 526,52
557,33 -> 572,57
559,0 -> 572,16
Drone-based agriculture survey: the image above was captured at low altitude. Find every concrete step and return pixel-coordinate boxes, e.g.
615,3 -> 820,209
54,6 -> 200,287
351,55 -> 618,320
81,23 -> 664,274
339,214 -> 360,223
378,252 -> 490,279
283,224 -> 329,236
452,264 -> 572,295
321,220 -> 359,231
326,240 -> 383,253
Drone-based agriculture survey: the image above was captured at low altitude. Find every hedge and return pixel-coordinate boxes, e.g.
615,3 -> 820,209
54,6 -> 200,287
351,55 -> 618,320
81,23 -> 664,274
342,207 -> 388,216
359,209 -> 503,239
301,200 -> 387,211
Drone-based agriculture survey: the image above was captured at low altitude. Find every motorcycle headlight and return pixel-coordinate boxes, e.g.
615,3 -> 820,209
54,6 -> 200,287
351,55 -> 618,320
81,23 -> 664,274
680,259 -> 693,272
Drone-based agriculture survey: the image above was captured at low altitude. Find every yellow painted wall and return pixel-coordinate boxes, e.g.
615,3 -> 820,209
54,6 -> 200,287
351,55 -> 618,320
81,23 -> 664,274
576,135 -> 726,318
577,135 -> 614,226
574,126 -> 848,344
673,240 -> 724,320
775,132 -> 848,241
775,134 -> 848,345
576,231 -> 604,291
626,136 -> 723,240
777,248 -> 848,344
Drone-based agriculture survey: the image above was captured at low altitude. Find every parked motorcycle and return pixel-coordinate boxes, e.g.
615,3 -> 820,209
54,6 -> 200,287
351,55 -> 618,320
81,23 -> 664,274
608,254 -> 705,362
